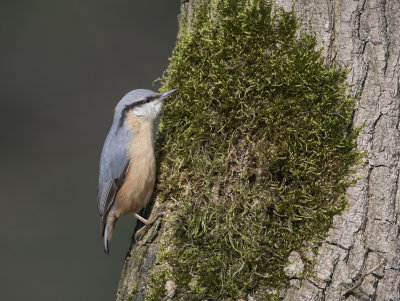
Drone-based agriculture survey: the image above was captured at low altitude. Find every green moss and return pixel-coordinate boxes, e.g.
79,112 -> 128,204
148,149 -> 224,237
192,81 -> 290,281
151,0 -> 360,299
128,280 -> 139,301
146,267 -> 170,301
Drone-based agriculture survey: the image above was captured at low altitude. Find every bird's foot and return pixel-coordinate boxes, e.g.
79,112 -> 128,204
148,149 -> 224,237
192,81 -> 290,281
134,212 -> 165,243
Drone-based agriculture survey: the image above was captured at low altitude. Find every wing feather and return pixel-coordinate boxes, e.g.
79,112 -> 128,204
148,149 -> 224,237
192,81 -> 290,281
97,125 -> 134,231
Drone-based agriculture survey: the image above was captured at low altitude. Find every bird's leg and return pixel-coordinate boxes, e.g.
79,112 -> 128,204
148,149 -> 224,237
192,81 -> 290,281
133,213 -> 151,225
133,212 -> 165,241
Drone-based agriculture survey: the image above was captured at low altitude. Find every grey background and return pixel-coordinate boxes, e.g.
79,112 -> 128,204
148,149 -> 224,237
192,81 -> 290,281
0,1 -> 180,300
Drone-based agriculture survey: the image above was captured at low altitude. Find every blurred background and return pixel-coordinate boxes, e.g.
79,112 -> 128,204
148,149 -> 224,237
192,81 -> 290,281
0,1 -> 180,300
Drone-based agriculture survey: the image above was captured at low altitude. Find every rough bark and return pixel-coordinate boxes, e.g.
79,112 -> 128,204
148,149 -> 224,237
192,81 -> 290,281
274,1 -> 400,300
117,1 -> 400,300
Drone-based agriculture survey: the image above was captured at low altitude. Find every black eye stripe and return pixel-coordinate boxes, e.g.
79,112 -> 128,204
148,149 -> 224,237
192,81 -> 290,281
118,95 -> 159,128
135,95 -> 158,106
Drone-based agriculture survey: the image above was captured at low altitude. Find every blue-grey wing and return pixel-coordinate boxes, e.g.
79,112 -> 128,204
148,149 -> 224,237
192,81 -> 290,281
97,126 -> 134,221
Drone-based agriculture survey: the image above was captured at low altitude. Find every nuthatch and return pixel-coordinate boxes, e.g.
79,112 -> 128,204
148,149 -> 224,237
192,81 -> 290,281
97,88 -> 177,254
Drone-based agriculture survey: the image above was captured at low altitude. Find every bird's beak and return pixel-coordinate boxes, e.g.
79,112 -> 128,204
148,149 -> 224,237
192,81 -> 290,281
158,89 -> 178,102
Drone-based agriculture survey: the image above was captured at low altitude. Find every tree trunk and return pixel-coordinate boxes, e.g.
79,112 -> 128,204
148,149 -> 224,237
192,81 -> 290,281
116,1 -> 400,300
275,1 -> 400,300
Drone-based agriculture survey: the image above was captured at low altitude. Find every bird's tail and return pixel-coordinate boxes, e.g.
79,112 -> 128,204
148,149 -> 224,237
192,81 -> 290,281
104,224 -> 110,255
101,216 -> 115,255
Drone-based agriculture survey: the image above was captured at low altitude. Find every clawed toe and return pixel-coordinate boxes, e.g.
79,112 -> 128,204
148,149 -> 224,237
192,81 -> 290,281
133,212 -> 166,243
155,212 -> 165,218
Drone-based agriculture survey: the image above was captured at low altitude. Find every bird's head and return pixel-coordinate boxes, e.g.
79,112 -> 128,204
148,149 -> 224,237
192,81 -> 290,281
114,89 -> 177,126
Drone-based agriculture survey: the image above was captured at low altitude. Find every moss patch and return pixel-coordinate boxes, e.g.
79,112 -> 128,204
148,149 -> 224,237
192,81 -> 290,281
146,266 -> 170,301
152,0 -> 360,299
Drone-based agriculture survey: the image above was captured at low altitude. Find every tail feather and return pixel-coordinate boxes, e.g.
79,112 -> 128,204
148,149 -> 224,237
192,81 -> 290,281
103,224 -> 110,255
100,215 -> 107,237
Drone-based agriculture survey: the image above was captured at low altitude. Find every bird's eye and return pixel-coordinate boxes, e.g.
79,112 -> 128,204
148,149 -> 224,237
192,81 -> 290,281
145,96 -> 158,103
